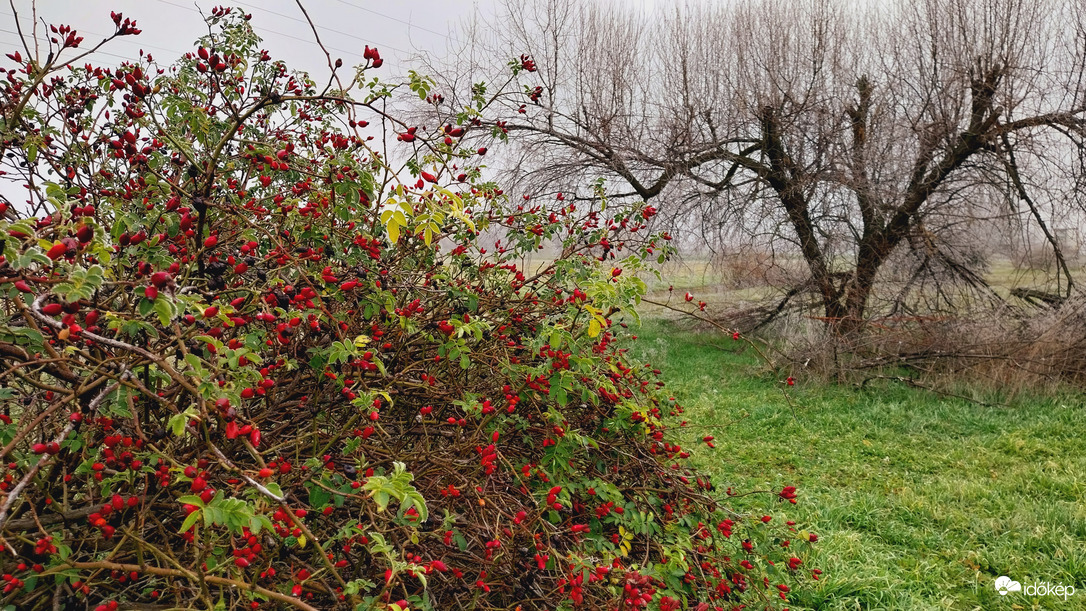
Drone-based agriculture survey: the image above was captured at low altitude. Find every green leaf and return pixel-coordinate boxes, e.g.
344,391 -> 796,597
374,491 -> 390,511
179,509 -> 201,534
138,298 -> 154,318
404,490 -> 429,522
177,495 -> 205,507
249,514 -> 273,534
153,297 -> 175,326
307,483 -> 331,508
183,353 -> 208,378
327,340 -> 354,365
167,411 -> 191,437
52,265 -> 106,304
2,327 -> 44,348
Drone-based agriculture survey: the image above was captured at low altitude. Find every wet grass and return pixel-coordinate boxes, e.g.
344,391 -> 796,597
630,319 -> 1086,610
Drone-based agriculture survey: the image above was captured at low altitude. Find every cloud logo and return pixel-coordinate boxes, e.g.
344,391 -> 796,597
995,576 -> 1022,596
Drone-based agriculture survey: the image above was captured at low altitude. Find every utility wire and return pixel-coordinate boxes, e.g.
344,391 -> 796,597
224,0 -> 413,56
0,25 -> 157,63
0,10 -> 187,58
328,0 -> 460,43
2,1 -> 449,72
152,0 -> 404,66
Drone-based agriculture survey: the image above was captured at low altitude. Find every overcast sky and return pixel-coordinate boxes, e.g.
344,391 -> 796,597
0,0 -> 510,75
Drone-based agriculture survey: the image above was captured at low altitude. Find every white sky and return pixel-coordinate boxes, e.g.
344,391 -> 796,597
0,0 -> 502,75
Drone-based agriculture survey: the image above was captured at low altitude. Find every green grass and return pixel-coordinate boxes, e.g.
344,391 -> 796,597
629,319 -> 1086,610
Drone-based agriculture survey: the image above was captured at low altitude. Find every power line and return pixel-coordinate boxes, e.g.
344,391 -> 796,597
224,0 -> 412,56
0,26 -> 159,63
0,10 -> 188,59
0,1 -> 458,76
152,0 -> 405,67
328,0 -> 459,44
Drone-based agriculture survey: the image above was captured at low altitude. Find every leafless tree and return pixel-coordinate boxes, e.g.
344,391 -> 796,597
423,0 -> 1086,335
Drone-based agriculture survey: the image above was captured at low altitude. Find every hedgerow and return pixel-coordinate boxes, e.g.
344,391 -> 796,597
0,8 -> 815,610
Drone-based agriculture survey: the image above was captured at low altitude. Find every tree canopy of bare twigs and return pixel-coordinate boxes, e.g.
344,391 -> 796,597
424,0 -> 1086,335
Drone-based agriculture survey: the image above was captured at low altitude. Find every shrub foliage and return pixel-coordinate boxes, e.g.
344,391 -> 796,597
0,9 -> 814,610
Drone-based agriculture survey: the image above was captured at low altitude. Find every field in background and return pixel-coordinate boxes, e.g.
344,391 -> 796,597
639,255 -> 1081,307
629,320 -> 1086,610
517,252 -> 1080,328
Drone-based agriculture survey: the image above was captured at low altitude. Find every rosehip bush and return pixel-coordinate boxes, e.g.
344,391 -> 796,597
0,8 -> 816,611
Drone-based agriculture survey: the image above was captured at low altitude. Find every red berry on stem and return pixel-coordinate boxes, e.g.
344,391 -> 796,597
46,243 -> 68,260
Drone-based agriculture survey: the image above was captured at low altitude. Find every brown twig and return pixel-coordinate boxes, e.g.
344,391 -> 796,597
64,561 -> 319,611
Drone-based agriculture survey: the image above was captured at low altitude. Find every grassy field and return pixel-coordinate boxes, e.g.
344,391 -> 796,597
629,319 -> 1086,610
636,255 -> 1083,307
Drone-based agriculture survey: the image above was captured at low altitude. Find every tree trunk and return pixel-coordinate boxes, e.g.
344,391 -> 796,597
840,252 -> 880,336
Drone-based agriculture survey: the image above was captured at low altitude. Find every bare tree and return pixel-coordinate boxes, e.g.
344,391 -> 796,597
423,0 -> 1086,334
